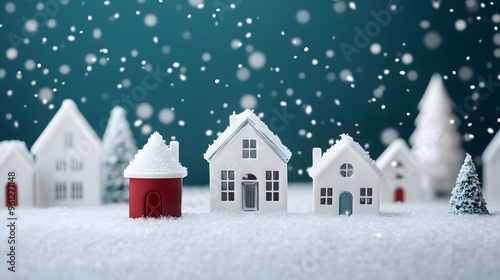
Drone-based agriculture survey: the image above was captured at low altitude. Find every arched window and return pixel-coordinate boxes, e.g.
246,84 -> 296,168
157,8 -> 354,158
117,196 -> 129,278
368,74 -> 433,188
340,163 -> 354,177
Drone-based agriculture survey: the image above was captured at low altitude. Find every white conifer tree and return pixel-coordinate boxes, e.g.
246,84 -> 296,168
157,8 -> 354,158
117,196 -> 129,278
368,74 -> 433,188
410,73 -> 464,196
449,154 -> 488,214
101,106 -> 137,203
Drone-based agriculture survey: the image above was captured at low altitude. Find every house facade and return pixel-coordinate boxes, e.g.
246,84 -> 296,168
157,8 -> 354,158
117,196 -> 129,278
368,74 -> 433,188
124,132 -> 187,218
31,99 -> 102,207
0,141 -> 35,207
376,139 -> 422,203
483,129 -> 500,202
309,134 -> 382,215
204,110 -> 292,213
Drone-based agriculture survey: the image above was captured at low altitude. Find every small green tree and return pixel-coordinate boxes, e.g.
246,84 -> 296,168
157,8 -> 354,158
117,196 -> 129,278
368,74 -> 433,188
449,154 -> 488,214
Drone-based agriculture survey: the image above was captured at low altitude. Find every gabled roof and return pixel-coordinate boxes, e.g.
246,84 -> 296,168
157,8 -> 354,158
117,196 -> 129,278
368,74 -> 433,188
124,132 -> 187,179
31,99 -> 101,155
308,134 -> 382,178
204,110 -> 292,163
0,140 -> 35,173
483,129 -> 500,162
376,138 -> 412,170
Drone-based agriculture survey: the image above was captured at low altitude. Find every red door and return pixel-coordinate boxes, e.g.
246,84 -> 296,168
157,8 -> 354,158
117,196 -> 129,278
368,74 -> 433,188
5,183 -> 18,207
145,191 -> 162,218
394,187 -> 405,203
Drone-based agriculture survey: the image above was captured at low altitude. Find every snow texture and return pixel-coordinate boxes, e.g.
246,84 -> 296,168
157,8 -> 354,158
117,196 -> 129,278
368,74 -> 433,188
309,133 -> 382,178
124,131 -> 187,178
449,154 -> 489,214
204,109 -> 292,162
0,140 -> 34,169
101,106 -> 137,203
1,184 -> 499,280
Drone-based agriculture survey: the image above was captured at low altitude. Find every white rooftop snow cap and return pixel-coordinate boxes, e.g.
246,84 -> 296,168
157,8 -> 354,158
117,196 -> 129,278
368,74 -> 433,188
124,131 -> 187,179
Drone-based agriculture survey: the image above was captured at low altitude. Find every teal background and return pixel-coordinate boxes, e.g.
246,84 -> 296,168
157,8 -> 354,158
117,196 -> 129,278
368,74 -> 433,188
0,0 -> 499,185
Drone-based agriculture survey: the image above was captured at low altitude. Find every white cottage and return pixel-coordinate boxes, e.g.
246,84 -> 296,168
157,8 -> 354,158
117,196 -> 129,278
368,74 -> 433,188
204,110 -> 292,213
483,129 -> 500,202
309,134 -> 382,215
31,99 -> 101,207
376,139 -> 422,203
0,141 -> 35,207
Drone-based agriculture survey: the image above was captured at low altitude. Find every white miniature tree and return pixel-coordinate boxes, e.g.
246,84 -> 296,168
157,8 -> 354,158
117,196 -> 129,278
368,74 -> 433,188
101,106 -> 137,203
449,154 -> 488,214
410,73 -> 464,197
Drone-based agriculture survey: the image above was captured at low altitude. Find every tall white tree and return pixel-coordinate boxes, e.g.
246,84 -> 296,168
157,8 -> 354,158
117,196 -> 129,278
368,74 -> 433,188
101,106 -> 137,203
410,73 -> 464,197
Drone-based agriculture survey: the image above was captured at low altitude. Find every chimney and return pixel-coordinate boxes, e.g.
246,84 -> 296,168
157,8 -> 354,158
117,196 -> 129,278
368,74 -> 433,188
229,113 -> 238,126
312,147 -> 322,166
170,141 -> 179,162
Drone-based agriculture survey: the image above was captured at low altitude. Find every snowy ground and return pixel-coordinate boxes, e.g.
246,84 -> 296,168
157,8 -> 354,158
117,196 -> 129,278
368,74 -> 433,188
1,184 -> 500,280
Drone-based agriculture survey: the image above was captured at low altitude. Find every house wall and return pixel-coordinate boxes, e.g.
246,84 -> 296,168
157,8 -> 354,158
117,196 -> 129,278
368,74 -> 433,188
209,126 -> 288,213
379,151 -> 422,203
313,147 -> 380,215
35,118 -> 101,207
0,153 -> 35,207
129,178 -> 182,218
484,149 -> 500,202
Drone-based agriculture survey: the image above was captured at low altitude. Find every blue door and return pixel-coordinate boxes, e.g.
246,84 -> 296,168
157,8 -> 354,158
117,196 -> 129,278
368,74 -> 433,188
339,192 -> 352,216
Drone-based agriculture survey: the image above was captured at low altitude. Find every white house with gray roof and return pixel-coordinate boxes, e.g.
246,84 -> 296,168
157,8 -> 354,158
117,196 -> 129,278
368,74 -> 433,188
309,134 -> 382,215
204,110 -> 292,213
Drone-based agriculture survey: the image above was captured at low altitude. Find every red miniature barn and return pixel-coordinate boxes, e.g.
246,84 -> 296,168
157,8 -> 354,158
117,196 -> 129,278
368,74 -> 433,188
129,178 -> 182,218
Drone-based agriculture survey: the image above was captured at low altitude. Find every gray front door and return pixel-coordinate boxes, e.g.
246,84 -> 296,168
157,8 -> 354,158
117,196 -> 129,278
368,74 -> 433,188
242,182 -> 258,211
339,191 -> 353,216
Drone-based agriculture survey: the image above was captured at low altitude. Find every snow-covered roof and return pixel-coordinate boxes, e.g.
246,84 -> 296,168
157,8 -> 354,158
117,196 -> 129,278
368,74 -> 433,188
204,109 -> 292,163
31,99 -> 101,155
308,134 -> 382,178
0,140 -> 35,172
483,129 -> 500,162
376,138 -> 411,170
124,131 -> 187,179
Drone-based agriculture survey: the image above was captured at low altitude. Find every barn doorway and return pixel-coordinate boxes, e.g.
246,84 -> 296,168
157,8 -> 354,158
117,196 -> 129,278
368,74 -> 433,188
394,187 -> 405,203
339,191 -> 353,216
242,174 -> 258,211
145,191 -> 162,218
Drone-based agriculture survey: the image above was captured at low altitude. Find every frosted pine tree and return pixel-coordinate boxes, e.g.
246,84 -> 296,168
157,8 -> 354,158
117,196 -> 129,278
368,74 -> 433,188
449,154 -> 488,214
410,73 -> 464,197
101,106 -> 137,203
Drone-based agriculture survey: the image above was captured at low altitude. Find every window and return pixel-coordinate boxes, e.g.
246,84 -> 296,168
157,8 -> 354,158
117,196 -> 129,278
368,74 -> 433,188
55,182 -> 67,200
360,188 -> 373,205
64,131 -> 73,149
221,170 -> 235,201
340,163 -> 354,177
56,161 -> 66,171
70,160 -> 83,172
242,139 -> 257,159
265,171 -> 279,201
320,188 -> 333,205
71,182 -> 83,200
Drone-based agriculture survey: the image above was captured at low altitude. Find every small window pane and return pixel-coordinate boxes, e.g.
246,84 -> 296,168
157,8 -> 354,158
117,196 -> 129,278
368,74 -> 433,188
221,171 -> 227,180
360,188 -> 366,196
243,150 -> 249,158
273,182 -> 279,191
327,188 -> 333,196
367,198 -> 372,204
327,198 -> 332,205
320,198 -> 326,205
273,171 -> 279,180
221,182 -> 227,190
266,171 -> 272,180
228,171 -> 234,180
266,192 -> 272,201
229,192 -> 234,201
266,182 -> 272,191
340,163 -> 347,169
273,192 -> 279,201
360,198 -> 366,204
250,150 -> 257,158
222,192 -> 227,201
243,140 -> 249,148
347,170 -> 354,177
320,188 -> 326,196
348,163 -> 354,170
250,139 -> 256,148
229,182 -> 234,190
367,188 -> 373,196
340,171 -> 346,177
